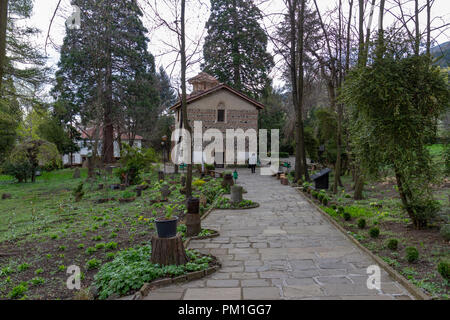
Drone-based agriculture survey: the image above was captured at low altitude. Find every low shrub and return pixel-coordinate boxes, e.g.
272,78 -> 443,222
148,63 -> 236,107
440,224 -> 450,241
357,218 -> 366,229
8,282 -> 28,299
337,206 -> 345,215
86,258 -> 102,270
322,196 -> 329,206
437,259 -> 449,280
369,227 -> 380,238
343,212 -> 351,221
331,204 -> 337,210
387,239 -> 399,250
405,247 -> 419,263
193,179 -> 206,188
312,191 -> 319,199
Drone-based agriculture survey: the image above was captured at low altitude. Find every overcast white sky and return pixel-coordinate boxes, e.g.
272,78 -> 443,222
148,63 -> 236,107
25,0 -> 450,96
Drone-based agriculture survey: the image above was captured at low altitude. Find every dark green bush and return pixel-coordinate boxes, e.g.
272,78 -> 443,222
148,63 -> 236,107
318,193 -> 325,202
343,212 -> 351,221
369,227 -> 380,238
440,224 -> 450,241
437,259 -> 449,280
405,247 -> 419,263
357,218 -> 366,229
387,238 -> 399,250
331,204 -> 337,210
338,206 -> 345,215
312,191 -> 319,199
322,196 -> 329,206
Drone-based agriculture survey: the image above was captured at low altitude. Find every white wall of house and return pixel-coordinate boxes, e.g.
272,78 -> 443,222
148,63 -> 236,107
62,139 -> 142,166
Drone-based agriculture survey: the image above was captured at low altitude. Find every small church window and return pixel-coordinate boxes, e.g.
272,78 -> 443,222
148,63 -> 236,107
217,109 -> 225,122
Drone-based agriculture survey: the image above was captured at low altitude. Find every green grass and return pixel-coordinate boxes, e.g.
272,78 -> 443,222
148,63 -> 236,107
0,168 -> 152,243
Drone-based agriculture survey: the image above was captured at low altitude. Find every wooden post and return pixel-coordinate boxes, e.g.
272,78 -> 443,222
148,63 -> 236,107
151,235 -> 188,266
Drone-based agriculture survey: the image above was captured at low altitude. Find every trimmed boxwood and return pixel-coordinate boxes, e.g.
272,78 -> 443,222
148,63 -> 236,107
343,211 -> 351,221
369,227 -> 380,238
437,259 -> 449,280
386,238 -> 399,250
357,218 -> 366,229
405,247 -> 419,263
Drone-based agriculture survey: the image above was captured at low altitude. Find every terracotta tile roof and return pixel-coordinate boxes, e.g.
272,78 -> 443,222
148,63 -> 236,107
188,72 -> 220,84
80,128 -> 143,140
169,84 -> 265,111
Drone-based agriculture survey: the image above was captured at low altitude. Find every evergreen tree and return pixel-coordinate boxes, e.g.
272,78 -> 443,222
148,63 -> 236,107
0,0 -> 47,163
202,0 -> 274,97
158,66 -> 177,112
52,0 -> 159,162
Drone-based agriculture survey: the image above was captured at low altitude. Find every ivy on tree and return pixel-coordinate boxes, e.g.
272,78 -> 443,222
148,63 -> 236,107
342,50 -> 449,229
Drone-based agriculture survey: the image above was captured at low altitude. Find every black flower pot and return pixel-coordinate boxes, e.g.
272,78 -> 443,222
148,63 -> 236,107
155,217 -> 178,238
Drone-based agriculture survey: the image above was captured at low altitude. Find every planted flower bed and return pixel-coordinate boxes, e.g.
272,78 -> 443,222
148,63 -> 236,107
215,197 -> 259,210
93,243 -> 218,300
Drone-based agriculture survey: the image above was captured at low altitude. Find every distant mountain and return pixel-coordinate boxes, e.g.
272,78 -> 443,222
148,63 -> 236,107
430,41 -> 450,68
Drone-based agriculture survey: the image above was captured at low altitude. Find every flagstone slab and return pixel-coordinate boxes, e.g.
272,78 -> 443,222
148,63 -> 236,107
138,169 -> 414,301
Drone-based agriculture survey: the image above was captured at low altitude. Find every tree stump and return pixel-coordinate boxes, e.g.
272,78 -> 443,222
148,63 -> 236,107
186,214 -> 202,237
151,235 -> 188,266
186,197 -> 201,237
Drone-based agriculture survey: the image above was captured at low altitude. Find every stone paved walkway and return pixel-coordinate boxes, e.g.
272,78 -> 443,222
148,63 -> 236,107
142,168 -> 413,300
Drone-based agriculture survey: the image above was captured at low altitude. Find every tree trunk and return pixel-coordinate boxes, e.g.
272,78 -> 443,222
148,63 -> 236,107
231,0 -> 241,90
180,0 -> 192,198
296,0 -> 309,182
414,0 -> 420,56
151,235 -> 188,266
426,0 -> 431,56
394,167 -> 426,229
353,173 -> 364,200
333,103 -> 343,194
0,0 -> 8,92
288,0 -> 301,182
357,0 -> 365,67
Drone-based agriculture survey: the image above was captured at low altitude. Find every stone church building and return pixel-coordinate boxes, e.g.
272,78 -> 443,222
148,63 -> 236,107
169,72 -> 265,166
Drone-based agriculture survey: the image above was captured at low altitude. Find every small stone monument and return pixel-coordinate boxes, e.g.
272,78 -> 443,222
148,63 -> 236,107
73,168 -> 81,179
231,185 -> 243,204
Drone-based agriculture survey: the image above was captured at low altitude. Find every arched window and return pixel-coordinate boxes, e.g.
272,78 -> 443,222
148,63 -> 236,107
217,102 -> 226,123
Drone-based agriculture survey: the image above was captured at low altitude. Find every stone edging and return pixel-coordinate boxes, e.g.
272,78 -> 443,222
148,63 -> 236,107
132,264 -> 221,300
295,188 -> 430,301
132,193 -> 224,300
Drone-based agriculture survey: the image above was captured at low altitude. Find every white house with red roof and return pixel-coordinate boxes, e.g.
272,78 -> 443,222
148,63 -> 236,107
62,128 -> 143,166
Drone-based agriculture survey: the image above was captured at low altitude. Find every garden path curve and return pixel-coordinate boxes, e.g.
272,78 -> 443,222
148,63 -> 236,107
141,168 -> 414,300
